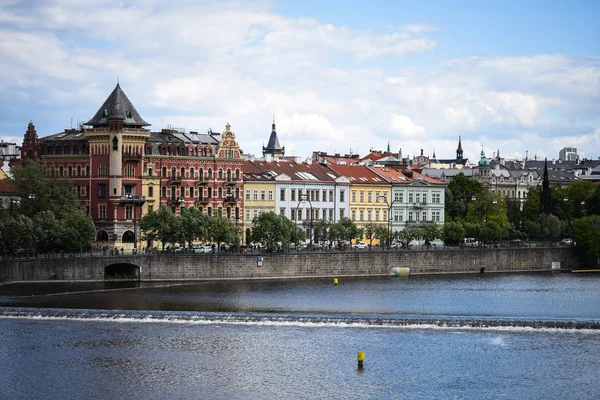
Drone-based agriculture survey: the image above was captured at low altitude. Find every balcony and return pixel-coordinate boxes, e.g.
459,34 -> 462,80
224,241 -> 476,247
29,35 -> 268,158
195,198 -> 210,205
167,176 -> 182,185
413,202 -> 427,208
167,197 -> 184,206
223,195 -> 237,203
225,178 -> 238,186
195,177 -> 209,185
119,195 -> 147,205
122,153 -> 143,162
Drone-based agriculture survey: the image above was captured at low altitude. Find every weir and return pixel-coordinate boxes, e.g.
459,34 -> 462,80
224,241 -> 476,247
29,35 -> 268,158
0,247 -> 579,283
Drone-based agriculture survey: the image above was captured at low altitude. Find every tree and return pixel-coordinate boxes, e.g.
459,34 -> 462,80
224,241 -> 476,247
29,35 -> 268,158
250,212 -> 290,252
58,208 -> 95,251
331,217 -> 362,244
466,191 -> 508,225
572,216 -> 600,262
447,173 -> 486,220
442,221 -> 466,245
399,226 -> 422,246
313,219 -> 333,248
179,207 -> 211,248
420,223 -> 441,248
363,222 -> 379,249
140,206 -> 179,250
9,159 -> 79,218
208,215 -> 238,250
538,213 -> 562,243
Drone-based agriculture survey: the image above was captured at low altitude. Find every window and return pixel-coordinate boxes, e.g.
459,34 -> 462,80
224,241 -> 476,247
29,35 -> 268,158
180,187 -> 185,198
291,189 -> 296,202
329,190 -> 334,202
432,193 -> 441,204
408,193 -> 414,203
162,167 -> 167,177
246,209 -> 250,221
235,188 -> 240,198
394,192 -> 403,203
339,209 -> 345,219
323,190 -> 327,202
189,187 -> 194,198
126,205 -> 133,220
148,186 -> 154,197
367,210 -> 372,221
291,209 -> 296,221
235,169 -> 240,180
269,190 -> 273,201
352,210 -> 356,220
208,168 -> 213,179
280,189 -> 285,201
329,209 -> 333,220
190,168 -> 195,178
246,189 -> 251,200
359,210 -> 364,221
253,209 -> 258,219
98,184 -> 106,198
253,190 -> 258,200
260,190 -> 266,200
218,169 -> 223,179
360,192 -> 365,202
161,186 -> 167,198
207,187 -> 212,198
422,212 -> 427,222
280,208 -> 285,216
340,190 -> 345,202
416,193 -> 420,204
315,190 -> 320,202
98,164 -> 108,177
125,165 -> 135,177
148,205 -> 153,213
408,211 -> 413,221
375,210 -> 380,221
352,191 -> 357,202
148,168 -> 153,176
76,185 -> 81,197
394,210 -> 402,222
199,168 -> 204,180
368,192 -> 372,203
99,204 -> 106,219
218,187 -> 223,198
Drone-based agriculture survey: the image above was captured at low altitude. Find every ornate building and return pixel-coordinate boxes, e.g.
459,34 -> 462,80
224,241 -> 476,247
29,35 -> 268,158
19,83 -> 244,250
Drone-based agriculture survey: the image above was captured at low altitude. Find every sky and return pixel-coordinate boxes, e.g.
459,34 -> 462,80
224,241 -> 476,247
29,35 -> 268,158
1,0 -> 599,162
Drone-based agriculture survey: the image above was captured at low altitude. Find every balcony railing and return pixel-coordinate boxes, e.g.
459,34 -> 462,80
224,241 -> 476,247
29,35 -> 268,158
119,195 -> 147,205
122,153 -> 143,161
225,178 -> 238,186
195,177 -> 209,185
167,177 -> 182,185
413,202 -> 427,208
223,195 -> 236,203
195,198 -> 210,205
167,197 -> 184,206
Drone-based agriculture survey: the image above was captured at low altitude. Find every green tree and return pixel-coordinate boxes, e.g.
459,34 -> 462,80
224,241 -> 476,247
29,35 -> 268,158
250,212 -> 290,252
363,222 -> 379,249
442,220 -> 466,245
208,215 -> 238,250
467,191 -> 508,225
313,219 -> 333,248
447,173 -> 486,220
572,216 -> 600,261
399,226 -> 423,246
179,207 -> 211,248
140,206 -> 179,250
538,213 -> 562,243
331,217 -> 362,244
58,208 -> 95,251
420,223 -> 440,248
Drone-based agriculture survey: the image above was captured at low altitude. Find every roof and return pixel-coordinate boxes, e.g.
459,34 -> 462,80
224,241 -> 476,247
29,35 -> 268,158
85,83 -> 150,128
372,166 -> 446,185
249,160 -> 341,182
242,160 -> 277,182
263,121 -> 284,155
39,129 -> 87,143
327,164 -> 390,184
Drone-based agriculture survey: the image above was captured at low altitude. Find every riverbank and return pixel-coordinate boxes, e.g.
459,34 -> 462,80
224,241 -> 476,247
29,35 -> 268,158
0,247 -> 579,282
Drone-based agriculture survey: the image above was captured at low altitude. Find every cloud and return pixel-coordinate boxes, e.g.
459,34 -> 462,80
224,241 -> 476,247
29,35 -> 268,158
0,1 -> 597,163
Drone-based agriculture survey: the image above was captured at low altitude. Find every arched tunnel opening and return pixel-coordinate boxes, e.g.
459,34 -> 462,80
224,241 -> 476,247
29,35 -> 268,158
104,263 -> 140,280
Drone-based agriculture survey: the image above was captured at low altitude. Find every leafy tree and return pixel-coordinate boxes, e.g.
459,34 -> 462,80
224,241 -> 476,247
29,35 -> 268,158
399,226 -> 422,246
521,186 -> 541,223
572,216 -> 600,261
442,220 -> 466,245
506,197 -> 524,231
480,221 -> 503,245
363,222 -> 378,249
208,215 -> 238,250
250,212 -> 290,252
537,213 -> 562,243
420,223 -> 440,248
467,191 -> 507,225
444,187 -> 465,221
585,185 -> 600,217
58,208 -> 95,251
140,206 -> 179,250
374,225 -> 389,248
447,173 -> 486,220
331,217 -> 362,244
179,207 -> 211,248
313,219 -> 333,247
9,159 -> 79,218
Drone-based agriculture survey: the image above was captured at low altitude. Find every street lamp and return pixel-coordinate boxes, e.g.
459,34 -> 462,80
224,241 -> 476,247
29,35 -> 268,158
10,199 -> 20,216
376,194 -> 397,248
296,194 -> 313,248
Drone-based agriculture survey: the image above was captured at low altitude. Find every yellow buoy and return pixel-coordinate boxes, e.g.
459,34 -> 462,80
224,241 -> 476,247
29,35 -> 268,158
357,351 -> 364,368
390,266 -> 411,277
334,278 -> 339,286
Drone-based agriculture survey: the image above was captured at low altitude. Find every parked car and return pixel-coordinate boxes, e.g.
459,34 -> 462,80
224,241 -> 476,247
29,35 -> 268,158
509,239 -> 525,248
461,238 -> 479,248
191,245 -> 213,254
352,241 -> 368,249
560,238 -> 573,246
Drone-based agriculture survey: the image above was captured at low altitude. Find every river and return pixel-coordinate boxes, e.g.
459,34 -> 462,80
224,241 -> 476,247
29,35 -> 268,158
1,273 -> 599,399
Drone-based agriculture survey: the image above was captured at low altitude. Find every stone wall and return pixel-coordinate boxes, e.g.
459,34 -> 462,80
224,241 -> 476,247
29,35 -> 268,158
0,248 -> 579,282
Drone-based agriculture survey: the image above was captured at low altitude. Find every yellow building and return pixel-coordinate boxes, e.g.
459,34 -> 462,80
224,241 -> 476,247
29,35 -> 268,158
241,160 -> 277,243
327,164 -> 390,245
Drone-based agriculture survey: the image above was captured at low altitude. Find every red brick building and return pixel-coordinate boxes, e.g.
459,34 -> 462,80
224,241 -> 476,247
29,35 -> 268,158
19,83 -> 244,250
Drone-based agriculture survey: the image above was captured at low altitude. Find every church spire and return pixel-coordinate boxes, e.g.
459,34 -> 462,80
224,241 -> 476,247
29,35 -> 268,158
262,118 -> 285,158
456,135 -> 463,161
540,158 -> 553,214
387,140 -> 391,153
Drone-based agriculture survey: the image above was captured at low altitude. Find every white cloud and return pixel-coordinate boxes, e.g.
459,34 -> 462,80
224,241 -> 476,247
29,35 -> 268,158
0,2 -> 597,162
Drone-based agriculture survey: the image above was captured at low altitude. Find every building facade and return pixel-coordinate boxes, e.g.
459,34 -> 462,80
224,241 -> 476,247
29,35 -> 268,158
19,83 -> 243,250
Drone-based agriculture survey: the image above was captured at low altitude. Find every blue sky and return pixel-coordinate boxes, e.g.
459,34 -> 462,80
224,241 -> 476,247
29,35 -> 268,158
1,0 -> 599,161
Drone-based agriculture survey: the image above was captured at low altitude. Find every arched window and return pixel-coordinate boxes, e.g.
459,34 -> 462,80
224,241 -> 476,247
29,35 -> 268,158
208,168 -> 213,179
86,165 -> 90,176
68,166 -> 72,176
59,166 -> 64,176
218,169 -> 223,179
162,167 -> 167,177
77,166 -> 81,176
226,169 -> 232,181
122,231 -> 135,243
171,167 -> 176,178
96,230 -> 109,241
199,168 -> 204,180
181,167 -> 185,178
190,168 -> 195,178
235,169 -> 240,180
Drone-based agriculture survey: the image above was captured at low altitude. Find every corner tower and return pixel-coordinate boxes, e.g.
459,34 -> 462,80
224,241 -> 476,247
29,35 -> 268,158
262,118 -> 285,160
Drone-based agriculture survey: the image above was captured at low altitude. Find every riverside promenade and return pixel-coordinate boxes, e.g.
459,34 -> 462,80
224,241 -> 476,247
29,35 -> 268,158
0,247 -> 578,282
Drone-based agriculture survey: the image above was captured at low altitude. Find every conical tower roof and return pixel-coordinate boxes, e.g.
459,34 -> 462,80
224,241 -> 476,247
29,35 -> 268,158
263,119 -> 284,157
85,83 -> 150,128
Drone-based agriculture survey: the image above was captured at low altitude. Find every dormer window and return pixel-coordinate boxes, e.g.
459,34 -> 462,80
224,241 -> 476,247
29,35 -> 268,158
126,110 -> 132,118
103,109 -> 108,117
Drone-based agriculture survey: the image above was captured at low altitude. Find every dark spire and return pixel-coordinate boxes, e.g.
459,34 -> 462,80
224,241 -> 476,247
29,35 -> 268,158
262,118 -> 285,157
540,158 -> 553,214
387,140 -> 391,153
85,83 -> 150,128
456,135 -> 464,161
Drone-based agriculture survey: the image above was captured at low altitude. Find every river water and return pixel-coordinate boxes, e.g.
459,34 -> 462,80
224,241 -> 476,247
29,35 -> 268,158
1,273 -> 599,399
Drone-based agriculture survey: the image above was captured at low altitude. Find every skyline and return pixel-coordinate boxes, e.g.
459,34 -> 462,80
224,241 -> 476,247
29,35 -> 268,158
1,0 -> 599,161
